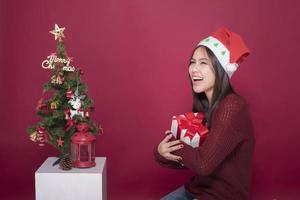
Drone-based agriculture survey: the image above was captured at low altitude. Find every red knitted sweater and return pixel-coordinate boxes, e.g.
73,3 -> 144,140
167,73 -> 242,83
154,93 -> 256,200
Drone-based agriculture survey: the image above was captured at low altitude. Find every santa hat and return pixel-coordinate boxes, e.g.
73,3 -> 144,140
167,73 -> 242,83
197,26 -> 250,78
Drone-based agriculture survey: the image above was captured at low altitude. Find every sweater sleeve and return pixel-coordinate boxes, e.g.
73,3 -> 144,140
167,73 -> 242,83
173,97 -> 248,176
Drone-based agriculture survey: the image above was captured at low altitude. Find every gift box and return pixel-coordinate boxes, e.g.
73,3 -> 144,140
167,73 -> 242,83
171,112 -> 209,148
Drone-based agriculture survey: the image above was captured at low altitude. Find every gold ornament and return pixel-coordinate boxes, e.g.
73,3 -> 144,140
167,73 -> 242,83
30,131 -> 38,142
51,72 -> 64,85
49,24 -> 65,41
50,101 -> 58,110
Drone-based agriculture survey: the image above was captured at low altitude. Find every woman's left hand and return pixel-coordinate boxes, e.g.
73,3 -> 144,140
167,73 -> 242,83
157,130 -> 183,162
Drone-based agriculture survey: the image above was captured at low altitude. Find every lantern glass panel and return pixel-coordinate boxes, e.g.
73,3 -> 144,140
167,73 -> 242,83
80,144 -> 89,162
91,143 -> 95,162
71,143 -> 77,161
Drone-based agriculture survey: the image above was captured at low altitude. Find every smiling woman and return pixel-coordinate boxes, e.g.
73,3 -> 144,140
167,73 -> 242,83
189,48 -> 216,107
154,27 -> 256,200
189,45 -> 234,129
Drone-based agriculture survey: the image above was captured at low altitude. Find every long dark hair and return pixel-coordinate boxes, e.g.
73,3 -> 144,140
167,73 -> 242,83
190,46 -> 235,129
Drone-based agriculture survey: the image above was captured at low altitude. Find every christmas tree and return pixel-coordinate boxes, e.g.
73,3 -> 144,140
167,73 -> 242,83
28,24 -> 102,165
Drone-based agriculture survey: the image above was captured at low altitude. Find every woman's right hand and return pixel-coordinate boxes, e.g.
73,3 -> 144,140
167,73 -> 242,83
157,130 -> 183,162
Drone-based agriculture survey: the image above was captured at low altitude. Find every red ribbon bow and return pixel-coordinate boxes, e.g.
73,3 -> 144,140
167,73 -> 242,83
176,112 -> 209,145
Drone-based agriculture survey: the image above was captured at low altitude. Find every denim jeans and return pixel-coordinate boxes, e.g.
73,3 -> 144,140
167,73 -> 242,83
160,186 -> 198,200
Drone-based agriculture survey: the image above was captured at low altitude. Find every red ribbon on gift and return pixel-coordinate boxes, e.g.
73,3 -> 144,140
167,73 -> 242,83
176,112 -> 209,145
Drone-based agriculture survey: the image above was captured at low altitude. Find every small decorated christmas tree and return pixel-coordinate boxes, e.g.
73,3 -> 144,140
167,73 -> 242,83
28,24 -> 102,169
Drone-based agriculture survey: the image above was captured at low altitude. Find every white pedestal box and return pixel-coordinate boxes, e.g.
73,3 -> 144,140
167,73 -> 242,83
35,157 -> 107,200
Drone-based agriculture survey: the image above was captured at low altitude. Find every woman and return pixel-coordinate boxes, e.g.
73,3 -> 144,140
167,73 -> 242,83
154,27 -> 256,200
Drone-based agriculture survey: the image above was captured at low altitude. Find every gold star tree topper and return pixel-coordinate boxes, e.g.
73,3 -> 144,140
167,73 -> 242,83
49,24 -> 65,41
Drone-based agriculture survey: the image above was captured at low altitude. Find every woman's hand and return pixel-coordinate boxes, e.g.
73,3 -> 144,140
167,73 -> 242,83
157,130 -> 183,162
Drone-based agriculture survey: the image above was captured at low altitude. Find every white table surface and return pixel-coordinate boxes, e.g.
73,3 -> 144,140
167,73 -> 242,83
36,157 -> 106,173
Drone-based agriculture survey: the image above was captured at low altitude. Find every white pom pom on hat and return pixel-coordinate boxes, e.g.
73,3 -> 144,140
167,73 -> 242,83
197,26 -> 250,78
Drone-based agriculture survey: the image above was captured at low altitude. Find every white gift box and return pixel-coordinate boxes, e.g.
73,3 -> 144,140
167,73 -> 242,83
170,112 -> 208,148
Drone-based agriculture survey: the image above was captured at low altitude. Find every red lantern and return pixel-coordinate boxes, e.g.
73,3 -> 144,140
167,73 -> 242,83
71,123 -> 96,168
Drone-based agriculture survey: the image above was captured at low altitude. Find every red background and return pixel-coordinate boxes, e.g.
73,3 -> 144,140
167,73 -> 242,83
1,0 -> 300,199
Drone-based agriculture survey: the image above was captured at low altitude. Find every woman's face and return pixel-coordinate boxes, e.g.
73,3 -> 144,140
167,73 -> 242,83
189,47 -> 216,97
